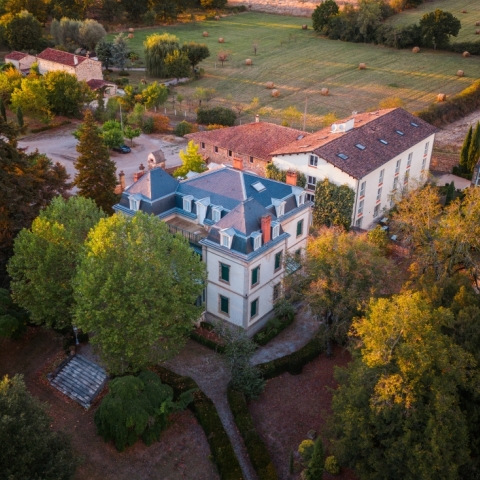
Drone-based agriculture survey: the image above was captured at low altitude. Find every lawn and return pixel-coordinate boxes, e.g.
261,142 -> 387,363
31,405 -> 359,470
387,0 -> 480,44
110,12 -> 480,128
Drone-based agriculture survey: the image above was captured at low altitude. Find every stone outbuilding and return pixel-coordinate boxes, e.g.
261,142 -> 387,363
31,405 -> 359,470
4,51 -> 36,73
147,149 -> 167,170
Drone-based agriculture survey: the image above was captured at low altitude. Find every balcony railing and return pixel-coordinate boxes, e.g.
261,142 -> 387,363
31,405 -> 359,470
167,223 -> 203,244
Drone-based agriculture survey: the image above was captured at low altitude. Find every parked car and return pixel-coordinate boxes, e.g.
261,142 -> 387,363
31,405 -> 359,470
113,144 -> 131,154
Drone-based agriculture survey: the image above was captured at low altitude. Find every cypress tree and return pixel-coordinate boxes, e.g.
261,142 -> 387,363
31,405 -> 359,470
459,125 -> 472,173
0,98 -> 6,121
74,110 -> 118,213
16,106 -> 23,127
305,436 -> 324,480
467,122 -> 480,174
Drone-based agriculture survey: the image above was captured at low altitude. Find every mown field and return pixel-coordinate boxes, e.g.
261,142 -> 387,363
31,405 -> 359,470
110,12 -> 480,127
387,0 -> 480,44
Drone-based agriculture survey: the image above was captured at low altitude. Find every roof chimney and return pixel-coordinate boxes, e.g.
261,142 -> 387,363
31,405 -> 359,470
119,170 -> 125,191
286,170 -> 297,186
261,214 -> 271,244
233,157 -> 243,170
255,114 -> 259,123
74,55 -> 78,65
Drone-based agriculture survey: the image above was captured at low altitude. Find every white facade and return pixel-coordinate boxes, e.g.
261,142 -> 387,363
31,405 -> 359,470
273,134 -> 435,229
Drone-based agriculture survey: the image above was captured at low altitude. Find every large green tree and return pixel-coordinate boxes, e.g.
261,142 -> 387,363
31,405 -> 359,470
173,140 -> 206,178
10,77 -> 52,124
45,71 -> 93,117
112,32 -> 129,71
78,19 -> 106,51
331,292 -> 476,480
0,119 -> 70,287
2,9 -> 42,51
96,39 -> 115,70
8,196 -> 105,330
304,227 -> 394,351
312,0 -> 339,33
0,374 -> 77,479
181,42 -> 210,73
4,0 -> 49,22
164,49 -> 191,81
144,33 -> 179,78
313,178 -> 355,230
120,0 -> 149,21
74,110 -> 118,213
74,212 -> 207,374
419,9 -> 461,50
141,81 -> 168,110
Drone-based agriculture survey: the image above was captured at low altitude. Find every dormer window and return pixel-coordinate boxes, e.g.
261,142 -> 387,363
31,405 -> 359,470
129,195 -> 140,211
272,198 -> 286,217
272,222 -> 280,239
220,229 -> 233,249
212,207 -> 222,222
252,232 -> 262,251
293,187 -> 305,207
183,195 -> 193,212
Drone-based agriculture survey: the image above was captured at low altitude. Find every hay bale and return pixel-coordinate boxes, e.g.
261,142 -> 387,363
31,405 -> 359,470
128,28 -> 134,33
271,89 -> 280,97
461,9 -> 467,13
457,70 -> 465,77
245,58 -> 252,65
476,21 -> 480,26
463,51 -> 471,57
265,81 -> 275,89
359,63 -> 366,70
476,29 -> 480,34
412,46 -> 420,53
202,31 -> 209,37
437,93 -> 447,102
128,33 -> 134,39
218,38 -> 224,43
321,88 -> 329,96
302,25 -> 308,30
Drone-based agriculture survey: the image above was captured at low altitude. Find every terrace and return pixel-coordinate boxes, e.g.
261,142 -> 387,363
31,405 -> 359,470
165,216 -> 209,245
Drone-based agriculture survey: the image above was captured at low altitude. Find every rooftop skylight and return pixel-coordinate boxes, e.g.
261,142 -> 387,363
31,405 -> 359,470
252,181 -> 266,192
355,144 -> 366,150
411,122 -> 419,127
337,153 -> 349,160
396,130 -> 404,136
379,139 -> 388,145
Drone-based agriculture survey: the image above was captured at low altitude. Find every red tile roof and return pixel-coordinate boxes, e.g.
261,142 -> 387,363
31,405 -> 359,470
5,51 -> 28,61
186,122 -> 308,162
36,48 -> 89,67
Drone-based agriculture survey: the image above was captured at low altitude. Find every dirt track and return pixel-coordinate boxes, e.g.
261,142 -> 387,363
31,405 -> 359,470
434,109 -> 480,151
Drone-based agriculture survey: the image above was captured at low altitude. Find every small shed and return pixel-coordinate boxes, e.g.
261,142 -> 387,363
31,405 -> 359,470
148,149 -> 166,170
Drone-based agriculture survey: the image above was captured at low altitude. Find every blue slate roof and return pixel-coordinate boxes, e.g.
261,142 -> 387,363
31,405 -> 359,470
126,167 -> 179,200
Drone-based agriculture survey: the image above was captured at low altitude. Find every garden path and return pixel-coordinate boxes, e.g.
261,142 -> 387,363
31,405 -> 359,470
163,340 -> 258,480
251,305 -> 319,366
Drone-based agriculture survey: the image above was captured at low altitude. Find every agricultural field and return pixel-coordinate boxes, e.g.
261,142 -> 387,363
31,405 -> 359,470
387,0 -> 480,44
112,12 -> 480,128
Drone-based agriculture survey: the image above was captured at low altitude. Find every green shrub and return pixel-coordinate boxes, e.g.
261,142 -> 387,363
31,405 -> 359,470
417,80 -> 480,128
258,336 -> 324,379
197,107 -> 236,127
0,289 -> 28,339
94,371 -> 194,452
118,70 -> 130,76
190,329 -> 226,353
452,165 -> 472,180
253,308 -> 295,346
175,120 -> 194,137
228,386 -> 279,479
142,116 -> 154,134
325,455 -> 340,475
152,366 -> 243,480
298,439 -> 314,463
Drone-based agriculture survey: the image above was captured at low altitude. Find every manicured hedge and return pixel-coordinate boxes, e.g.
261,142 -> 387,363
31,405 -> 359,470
258,336 -> 324,379
253,315 -> 295,346
190,329 -> 226,353
152,366 -> 243,480
197,107 -> 236,127
228,386 -> 279,480
446,42 -> 480,56
416,80 -> 480,127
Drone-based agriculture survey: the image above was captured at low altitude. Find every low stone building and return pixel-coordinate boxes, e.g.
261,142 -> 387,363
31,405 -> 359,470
185,119 -> 307,176
147,149 -> 167,170
36,48 -> 103,82
4,51 -> 36,73
86,79 -> 117,98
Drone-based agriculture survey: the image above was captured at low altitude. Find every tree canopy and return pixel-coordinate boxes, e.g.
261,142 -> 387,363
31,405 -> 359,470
8,196 -> 105,330
0,374 -> 77,479
2,9 -> 43,51
312,0 -> 339,33
144,33 -> 180,78
173,140 -> 206,178
419,9 -> 461,49
74,212 -> 207,374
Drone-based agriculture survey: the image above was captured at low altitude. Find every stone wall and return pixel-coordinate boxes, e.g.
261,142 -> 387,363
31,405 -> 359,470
227,0 -> 354,17
75,59 -> 103,82
200,141 -> 268,176
37,59 -> 76,77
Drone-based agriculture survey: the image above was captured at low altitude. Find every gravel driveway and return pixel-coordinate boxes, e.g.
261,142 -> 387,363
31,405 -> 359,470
18,124 -> 186,190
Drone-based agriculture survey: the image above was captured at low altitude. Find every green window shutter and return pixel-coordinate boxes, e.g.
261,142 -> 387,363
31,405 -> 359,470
220,295 -> 229,314
220,263 -> 230,282
296,219 -> 304,237
250,299 -> 258,317
251,267 -> 259,286
275,251 -> 282,270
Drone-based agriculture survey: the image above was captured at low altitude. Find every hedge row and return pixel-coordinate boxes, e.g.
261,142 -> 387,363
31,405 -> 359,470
258,336 -> 324,380
190,329 -> 226,353
416,80 -> 480,127
227,386 -> 279,480
446,41 -> 480,56
253,315 -> 295,347
152,366 -> 243,480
